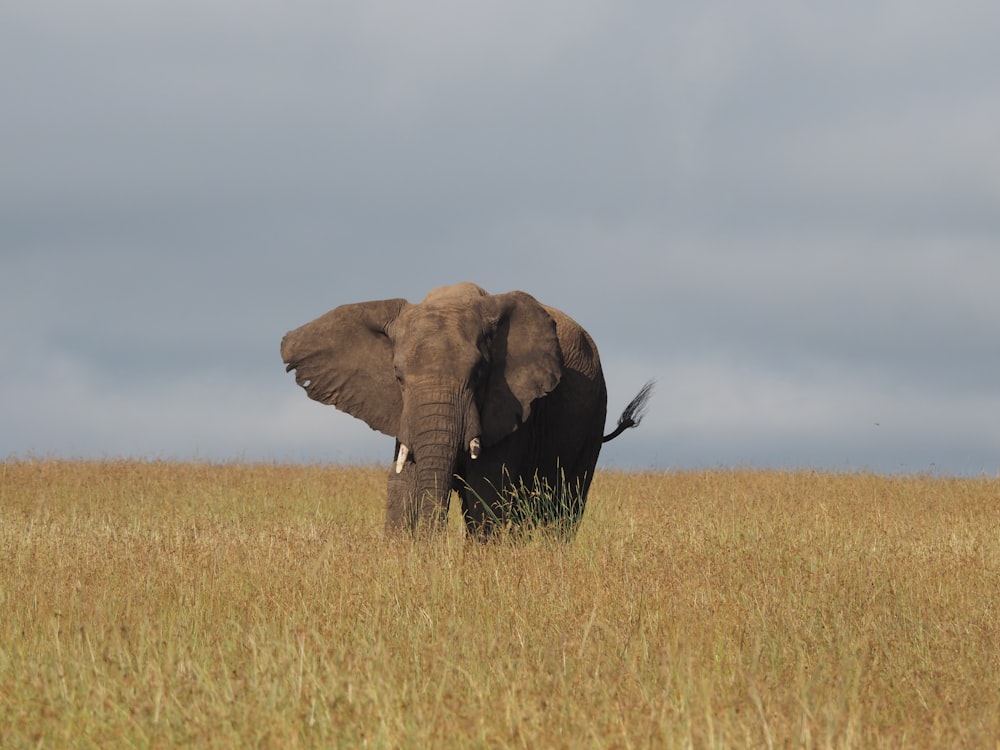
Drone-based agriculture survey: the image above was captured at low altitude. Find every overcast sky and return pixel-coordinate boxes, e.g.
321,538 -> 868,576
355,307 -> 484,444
2,1 -> 998,475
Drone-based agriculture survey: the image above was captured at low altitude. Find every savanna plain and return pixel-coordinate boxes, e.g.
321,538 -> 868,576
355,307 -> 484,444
1,460 -> 998,749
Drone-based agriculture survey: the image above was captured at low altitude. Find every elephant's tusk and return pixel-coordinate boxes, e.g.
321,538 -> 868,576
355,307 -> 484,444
395,444 -> 409,474
469,437 -> 481,460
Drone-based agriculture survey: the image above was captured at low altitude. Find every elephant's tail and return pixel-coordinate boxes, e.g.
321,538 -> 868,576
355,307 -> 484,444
602,380 -> 655,443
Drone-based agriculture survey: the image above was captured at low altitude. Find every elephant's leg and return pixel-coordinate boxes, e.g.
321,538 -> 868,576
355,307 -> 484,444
547,465 -> 590,540
528,375 -> 606,537
385,448 -> 418,534
456,454 -> 511,540
457,476 -> 497,540
456,444 -> 532,539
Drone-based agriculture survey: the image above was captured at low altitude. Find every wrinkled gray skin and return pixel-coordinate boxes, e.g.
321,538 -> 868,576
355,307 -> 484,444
282,282 -> 635,539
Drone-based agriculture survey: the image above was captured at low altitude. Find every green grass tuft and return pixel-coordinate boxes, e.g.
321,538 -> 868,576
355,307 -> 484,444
463,469 -> 588,542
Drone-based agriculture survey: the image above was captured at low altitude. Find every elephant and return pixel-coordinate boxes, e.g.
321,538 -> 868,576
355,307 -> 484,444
281,282 -> 652,539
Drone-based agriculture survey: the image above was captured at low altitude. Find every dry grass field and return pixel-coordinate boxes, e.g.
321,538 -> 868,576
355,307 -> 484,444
1,460 -> 997,748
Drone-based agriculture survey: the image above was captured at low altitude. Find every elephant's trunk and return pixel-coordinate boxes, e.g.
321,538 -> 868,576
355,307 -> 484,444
399,384 -> 480,535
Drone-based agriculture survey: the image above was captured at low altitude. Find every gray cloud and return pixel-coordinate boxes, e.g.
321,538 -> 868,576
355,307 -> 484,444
2,1 -> 998,474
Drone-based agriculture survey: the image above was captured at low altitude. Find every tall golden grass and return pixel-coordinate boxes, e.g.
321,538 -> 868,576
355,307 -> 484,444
2,460 -> 997,748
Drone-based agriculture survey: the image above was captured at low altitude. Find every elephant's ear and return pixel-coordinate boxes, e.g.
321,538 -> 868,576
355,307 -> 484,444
280,298 -> 408,437
479,291 -> 562,445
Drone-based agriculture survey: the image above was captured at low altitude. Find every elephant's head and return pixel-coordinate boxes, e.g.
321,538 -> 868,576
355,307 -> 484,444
280,282 -> 562,531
